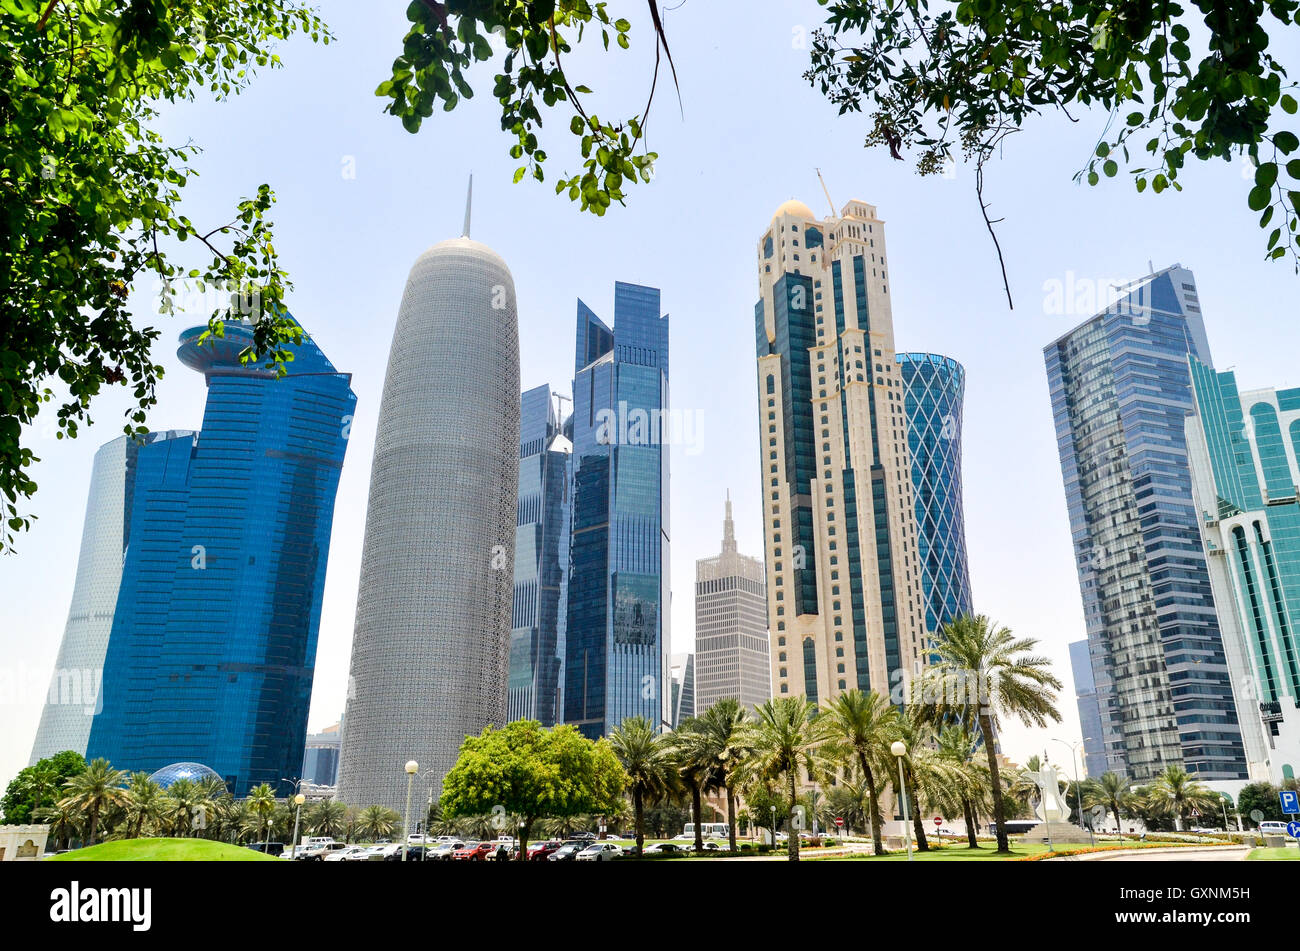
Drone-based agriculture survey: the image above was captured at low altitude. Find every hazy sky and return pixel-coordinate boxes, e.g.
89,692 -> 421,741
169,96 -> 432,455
3,1 -> 1298,789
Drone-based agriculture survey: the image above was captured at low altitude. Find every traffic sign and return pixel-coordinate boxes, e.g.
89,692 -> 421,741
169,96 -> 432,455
1251,809 -> 1265,823
933,817 -> 942,826
1281,790 -> 1300,814
834,817 -> 844,828
1288,821 -> 1300,839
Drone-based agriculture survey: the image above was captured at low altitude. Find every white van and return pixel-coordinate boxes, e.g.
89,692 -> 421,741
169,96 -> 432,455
1258,821 -> 1290,836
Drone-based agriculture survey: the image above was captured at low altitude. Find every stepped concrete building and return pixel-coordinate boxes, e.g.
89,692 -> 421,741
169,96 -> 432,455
694,494 -> 770,714
753,198 -> 928,706
338,192 -> 520,811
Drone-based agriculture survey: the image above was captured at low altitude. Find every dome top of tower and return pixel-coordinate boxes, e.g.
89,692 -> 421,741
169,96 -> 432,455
772,198 -> 816,221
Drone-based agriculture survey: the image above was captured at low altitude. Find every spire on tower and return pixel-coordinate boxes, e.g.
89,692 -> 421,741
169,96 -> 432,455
722,490 -> 736,555
462,174 -> 473,238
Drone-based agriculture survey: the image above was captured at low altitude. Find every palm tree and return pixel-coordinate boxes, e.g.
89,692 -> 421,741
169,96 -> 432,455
608,716 -> 674,857
1083,771 -> 1134,838
666,720 -> 709,852
245,783 -> 277,843
929,614 -> 1062,853
692,697 -> 755,852
57,758 -> 127,846
1146,765 -> 1218,831
934,724 -> 989,848
356,805 -> 400,841
741,696 -> 822,861
34,800 -> 81,850
307,799 -> 348,839
817,689 -> 898,855
121,773 -> 166,839
165,778 -> 200,836
888,707 -> 949,852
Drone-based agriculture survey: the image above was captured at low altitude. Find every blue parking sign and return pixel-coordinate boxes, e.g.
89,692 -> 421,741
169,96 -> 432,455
1282,789 -> 1300,814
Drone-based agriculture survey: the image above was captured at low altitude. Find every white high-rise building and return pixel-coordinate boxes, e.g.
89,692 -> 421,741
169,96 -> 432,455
694,494 -> 769,714
753,198 -> 927,706
338,189 -> 519,811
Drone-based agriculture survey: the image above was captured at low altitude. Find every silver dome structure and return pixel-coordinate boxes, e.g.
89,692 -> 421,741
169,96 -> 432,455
147,762 -> 223,788
337,183 -> 520,812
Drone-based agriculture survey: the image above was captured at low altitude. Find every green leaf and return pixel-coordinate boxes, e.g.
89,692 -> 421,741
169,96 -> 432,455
1248,185 -> 1272,211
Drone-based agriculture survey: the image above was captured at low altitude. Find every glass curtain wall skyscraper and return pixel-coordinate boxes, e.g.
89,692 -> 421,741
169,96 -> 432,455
754,198 -> 928,707
897,353 -> 973,633
29,430 -> 192,764
694,494 -> 770,714
1186,357 -> 1300,783
508,384 -> 571,726
564,282 -> 671,737
86,320 -> 356,795
1069,639 -> 1109,779
1043,265 -> 1245,782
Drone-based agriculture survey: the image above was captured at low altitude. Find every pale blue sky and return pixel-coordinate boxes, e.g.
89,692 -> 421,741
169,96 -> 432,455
3,0 -> 1298,787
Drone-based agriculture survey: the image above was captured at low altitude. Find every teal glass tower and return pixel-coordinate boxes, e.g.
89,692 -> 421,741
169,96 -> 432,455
563,282 -> 671,738
86,320 -> 356,796
897,353 -> 973,633
1187,357 -> 1300,783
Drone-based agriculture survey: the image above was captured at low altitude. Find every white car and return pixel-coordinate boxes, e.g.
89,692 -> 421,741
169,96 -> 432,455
1259,821 -> 1289,836
364,843 -> 403,861
324,847 -> 371,862
575,842 -> 623,862
407,833 -> 430,845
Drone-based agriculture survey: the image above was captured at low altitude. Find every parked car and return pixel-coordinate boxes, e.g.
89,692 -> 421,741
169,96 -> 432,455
576,842 -> 623,862
547,840 -> 589,862
453,841 -> 495,861
571,831 -> 598,842
365,843 -> 403,861
324,846 -> 370,862
1259,821 -> 1289,836
427,841 -> 464,861
526,840 -> 564,861
643,842 -> 686,855
407,833 -> 430,846
388,846 -> 431,861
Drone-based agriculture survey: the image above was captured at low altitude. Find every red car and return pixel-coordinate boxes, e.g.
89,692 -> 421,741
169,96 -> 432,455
452,841 -> 495,861
526,840 -> 563,862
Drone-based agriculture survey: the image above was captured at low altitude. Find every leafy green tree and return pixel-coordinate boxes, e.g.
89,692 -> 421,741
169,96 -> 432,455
927,614 -> 1062,853
245,782 -> 277,841
381,1 -> 672,217
608,715 -> 674,857
1,750 -> 86,824
805,0 -> 1300,306
33,799 -> 80,850
742,780 -> 792,846
57,757 -> 126,846
817,689 -> 898,855
1,0 -> 330,549
740,696 -> 823,862
1238,780 -> 1284,826
440,720 -> 627,859
305,799 -> 346,840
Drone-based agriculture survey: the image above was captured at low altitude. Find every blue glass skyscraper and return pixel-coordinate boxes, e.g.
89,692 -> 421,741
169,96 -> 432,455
564,282 -> 671,737
1068,639 -> 1109,779
897,353 -> 973,633
508,384 -> 571,726
87,320 -> 356,796
1044,266 -> 1245,781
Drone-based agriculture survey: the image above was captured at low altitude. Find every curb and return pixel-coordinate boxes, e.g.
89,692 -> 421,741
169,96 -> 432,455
1044,845 -> 1250,862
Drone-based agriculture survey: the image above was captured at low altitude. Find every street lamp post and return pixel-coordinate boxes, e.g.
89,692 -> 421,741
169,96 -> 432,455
769,805 -> 776,849
402,760 -> 418,863
289,793 -> 306,860
891,741 -> 913,862
1052,737 -> 1094,846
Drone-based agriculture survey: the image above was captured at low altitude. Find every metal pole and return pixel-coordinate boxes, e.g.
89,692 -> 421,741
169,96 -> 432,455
290,799 -> 303,860
402,771 -> 415,862
897,756 -> 913,862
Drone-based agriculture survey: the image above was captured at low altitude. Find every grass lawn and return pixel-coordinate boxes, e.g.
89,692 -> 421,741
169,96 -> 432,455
1247,847 -> 1300,861
47,837 -> 282,862
808,843 -> 1052,861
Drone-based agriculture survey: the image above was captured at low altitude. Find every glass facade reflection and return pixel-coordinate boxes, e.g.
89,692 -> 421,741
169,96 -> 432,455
897,353 -> 973,633
1187,357 -> 1300,783
1044,266 -> 1245,781
508,384 -> 571,726
564,283 -> 671,737
87,320 -> 356,796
